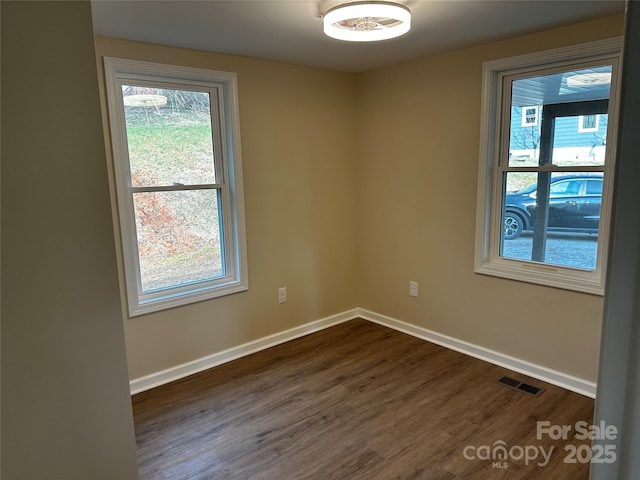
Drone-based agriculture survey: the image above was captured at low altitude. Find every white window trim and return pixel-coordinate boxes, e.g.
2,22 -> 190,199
578,114 -> 600,132
103,57 -> 248,316
474,38 -> 622,295
521,105 -> 539,127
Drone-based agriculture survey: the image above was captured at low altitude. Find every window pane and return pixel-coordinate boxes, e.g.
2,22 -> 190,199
552,114 -> 607,166
123,85 -> 217,187
582,114 -> 597,129
509,65 -> 611,168
501,172 -> 600,270
510,105 -> 541,167
586,179 -> 603,195
522,106 -> 538,126
133,189 -> 223,292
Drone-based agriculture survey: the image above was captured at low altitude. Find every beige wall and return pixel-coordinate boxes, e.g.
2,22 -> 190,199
1,2 -> 138,478
356,14 -> 624,382
94,37 -> 359,380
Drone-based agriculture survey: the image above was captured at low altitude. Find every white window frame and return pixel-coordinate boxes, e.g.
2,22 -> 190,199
521,105 -> 540,127
579,113 -> 600,132
474,38 -> 622,295
104,58 -> 248,316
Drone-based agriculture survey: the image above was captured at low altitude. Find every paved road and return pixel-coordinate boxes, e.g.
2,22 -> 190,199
502,232 -> 598,269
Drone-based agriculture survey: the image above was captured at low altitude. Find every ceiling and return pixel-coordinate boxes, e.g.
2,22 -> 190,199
512,65 -> 614,106
90,0 -> 625,73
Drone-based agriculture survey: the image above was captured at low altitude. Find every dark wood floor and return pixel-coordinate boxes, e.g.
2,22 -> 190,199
132,319 -> 595,479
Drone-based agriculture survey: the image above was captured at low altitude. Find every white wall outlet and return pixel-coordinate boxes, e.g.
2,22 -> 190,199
278,287 -> 287,304
409,281 -> 418,298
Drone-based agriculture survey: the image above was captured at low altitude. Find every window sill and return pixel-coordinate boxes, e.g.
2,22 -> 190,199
475,260 -> 604,296
129,281 -> 248,317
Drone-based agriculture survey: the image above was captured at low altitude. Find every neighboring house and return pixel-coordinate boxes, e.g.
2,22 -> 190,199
510,105 -> 608,164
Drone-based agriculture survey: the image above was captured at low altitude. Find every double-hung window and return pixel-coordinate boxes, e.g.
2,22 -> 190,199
521,106 -> 539,127
475,39 -> 622,294
578,114 -> 600,132
104,58 -> 248,316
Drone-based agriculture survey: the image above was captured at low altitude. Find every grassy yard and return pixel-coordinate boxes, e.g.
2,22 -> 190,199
124,98 -> 223,292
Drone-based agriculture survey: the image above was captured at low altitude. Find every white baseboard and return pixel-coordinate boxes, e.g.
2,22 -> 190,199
129,309 -> 359,395
130,307 -> 596,398
357,308 -> 596,398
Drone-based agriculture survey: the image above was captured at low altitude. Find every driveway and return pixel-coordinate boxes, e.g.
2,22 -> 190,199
502,232 -> 598,270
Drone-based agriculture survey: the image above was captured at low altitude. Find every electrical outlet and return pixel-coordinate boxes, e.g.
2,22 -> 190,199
409,281 -> 418,297
278,287 -> 287,304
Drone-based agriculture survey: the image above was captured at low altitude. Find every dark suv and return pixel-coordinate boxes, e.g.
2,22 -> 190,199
503,173 -> 603,239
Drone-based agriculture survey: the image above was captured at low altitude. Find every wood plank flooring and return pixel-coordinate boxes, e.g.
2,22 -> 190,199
132,319 -> 595,479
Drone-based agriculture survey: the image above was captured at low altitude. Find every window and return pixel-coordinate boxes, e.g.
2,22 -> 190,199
578,114 -> 600,132
521,106 -> 540,126
586,179 -> 603,195
475,39 -> 622,294
104,58 -> 248,316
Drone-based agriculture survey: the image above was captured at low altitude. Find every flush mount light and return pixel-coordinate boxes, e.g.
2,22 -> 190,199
323,1 -> 411,42
566,72 -> 612,87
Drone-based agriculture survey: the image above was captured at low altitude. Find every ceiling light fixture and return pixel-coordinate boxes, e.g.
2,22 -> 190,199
566,72 -> 612,87
323,1 -> 411,42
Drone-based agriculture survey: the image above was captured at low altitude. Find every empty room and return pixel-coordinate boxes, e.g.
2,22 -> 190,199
3,1 -> 640,479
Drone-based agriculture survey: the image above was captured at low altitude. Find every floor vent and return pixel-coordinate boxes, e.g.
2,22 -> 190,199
497,376 -> 543,397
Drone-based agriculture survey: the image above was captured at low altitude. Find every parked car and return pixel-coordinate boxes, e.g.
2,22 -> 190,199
503,173 -> 603,239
